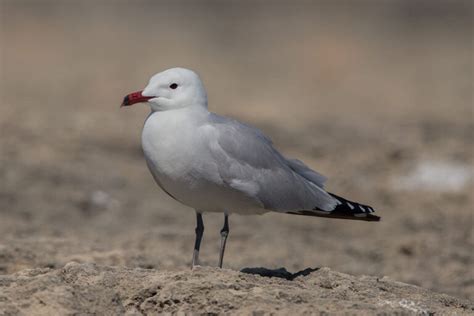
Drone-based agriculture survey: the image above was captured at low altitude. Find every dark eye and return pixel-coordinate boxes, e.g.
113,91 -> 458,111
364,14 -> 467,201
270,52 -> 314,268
169,83 -> 178,89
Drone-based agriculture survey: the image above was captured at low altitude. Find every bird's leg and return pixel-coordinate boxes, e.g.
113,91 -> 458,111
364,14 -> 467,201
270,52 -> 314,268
218,214 -> 229,268
192,212 -> 204,268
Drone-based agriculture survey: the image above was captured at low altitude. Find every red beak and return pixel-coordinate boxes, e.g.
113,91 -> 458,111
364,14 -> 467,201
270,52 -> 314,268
121,90 -> 153,107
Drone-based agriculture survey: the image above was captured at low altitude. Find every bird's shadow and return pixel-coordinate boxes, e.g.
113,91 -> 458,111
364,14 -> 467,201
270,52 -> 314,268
240,267 -> 319,281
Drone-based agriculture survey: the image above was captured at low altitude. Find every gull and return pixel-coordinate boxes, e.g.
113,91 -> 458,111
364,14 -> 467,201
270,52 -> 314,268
121,67 -> 380,268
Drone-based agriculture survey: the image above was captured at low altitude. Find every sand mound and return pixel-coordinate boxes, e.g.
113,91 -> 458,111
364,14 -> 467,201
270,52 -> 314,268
1,263 -> 471,315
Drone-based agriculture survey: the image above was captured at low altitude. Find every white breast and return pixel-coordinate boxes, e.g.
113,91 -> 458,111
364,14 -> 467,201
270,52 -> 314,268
142,108 -> 218,186
143,111 -> 197,178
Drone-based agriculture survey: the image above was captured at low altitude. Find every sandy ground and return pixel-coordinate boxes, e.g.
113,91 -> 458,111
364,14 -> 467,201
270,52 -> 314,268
0,1 -> 473,314
1,263 -> 472,315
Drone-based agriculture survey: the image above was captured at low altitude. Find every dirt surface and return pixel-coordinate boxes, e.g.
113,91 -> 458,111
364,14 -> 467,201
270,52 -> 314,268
1,263 -> 473,315
0,1 -> 473,314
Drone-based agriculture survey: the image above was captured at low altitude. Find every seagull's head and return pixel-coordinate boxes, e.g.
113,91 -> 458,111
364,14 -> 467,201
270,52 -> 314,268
121,67 -> 207,111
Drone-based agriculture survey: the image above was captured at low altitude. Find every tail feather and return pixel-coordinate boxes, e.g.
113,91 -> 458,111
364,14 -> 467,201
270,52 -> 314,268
286,192 -> 380,222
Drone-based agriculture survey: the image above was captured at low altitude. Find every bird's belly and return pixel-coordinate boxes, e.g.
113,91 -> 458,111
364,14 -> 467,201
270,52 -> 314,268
145,156 -> 264,214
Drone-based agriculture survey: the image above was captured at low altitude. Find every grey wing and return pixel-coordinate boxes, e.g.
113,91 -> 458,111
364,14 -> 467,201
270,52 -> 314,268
201,114 -> 338,212
285,158 -> 327,189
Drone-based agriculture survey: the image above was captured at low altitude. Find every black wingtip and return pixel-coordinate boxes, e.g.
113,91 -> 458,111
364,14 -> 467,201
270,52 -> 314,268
286,210 -> 381,222
285,192 -> 381,222
327,192 -> 376,214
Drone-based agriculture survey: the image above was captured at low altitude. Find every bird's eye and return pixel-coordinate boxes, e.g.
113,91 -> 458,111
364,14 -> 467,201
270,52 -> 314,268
169,83 -> 178,89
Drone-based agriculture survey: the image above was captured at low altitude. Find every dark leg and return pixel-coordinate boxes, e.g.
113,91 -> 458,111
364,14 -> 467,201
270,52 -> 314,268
192,212 -> 204,268
218,214 -> 229,268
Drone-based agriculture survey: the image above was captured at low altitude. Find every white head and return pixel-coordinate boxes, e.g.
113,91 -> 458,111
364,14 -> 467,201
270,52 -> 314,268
121,67 -> 208,111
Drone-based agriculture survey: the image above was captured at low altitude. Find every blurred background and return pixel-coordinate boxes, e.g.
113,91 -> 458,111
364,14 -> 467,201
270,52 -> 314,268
0,0 -> 472,300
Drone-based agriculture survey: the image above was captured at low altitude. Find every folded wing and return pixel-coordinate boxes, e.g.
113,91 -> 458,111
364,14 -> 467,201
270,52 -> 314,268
200,114 -> 338,212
